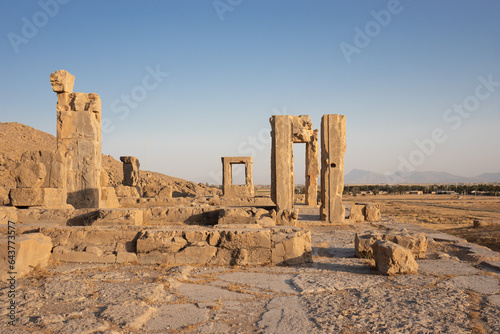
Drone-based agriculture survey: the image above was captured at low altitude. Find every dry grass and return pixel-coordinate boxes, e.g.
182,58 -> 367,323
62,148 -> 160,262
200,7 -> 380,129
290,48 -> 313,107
346,194 -> 500,251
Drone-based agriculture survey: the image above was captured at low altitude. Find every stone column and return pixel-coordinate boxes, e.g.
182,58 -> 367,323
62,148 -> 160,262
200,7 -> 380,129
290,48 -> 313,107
305,130 -> 319,206
50,70 -> 102,209
120,156 -> 140,187
320,114 -> 346,223
270,115 -> 294,213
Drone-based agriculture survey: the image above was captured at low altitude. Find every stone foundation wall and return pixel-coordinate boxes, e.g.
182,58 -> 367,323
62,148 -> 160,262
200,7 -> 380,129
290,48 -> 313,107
24,225 -> 312,266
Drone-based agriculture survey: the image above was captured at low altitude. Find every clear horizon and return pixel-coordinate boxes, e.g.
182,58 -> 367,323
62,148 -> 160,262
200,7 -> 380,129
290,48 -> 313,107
1,0 -> 499,184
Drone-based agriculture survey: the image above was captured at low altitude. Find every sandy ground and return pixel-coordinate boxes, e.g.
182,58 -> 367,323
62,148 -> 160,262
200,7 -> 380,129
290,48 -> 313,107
1,209 -> 499,333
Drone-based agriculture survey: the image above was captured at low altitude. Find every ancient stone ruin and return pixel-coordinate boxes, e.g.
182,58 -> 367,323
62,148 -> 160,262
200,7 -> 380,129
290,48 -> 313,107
221,157 -> 254,197
1,69 -> 367,280
120,156 -> 140,187
51,70 -> 102,209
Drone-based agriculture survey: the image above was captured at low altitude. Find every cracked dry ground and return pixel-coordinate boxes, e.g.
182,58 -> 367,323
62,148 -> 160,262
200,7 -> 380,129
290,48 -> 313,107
1,219 -> 499,334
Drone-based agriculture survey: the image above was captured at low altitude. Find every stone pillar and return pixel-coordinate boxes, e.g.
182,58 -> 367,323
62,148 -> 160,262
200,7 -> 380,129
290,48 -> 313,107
305,130 -> 319,206
51,70 -> 102,209
320,114 -> 346,223
270,116 -> 294,213
120,156 -> 140,187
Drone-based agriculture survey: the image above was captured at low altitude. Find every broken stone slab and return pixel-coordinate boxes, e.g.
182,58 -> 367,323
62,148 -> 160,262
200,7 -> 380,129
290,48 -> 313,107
99,187 -> 120,209
348,204 -> 365,222
350,203 -> 381,222
39,226 -> 140,254
116,251 -> 138,264
120,156 -> 140,187
0,207 -> 17,225
278,208 -> 298,226
271,227 -> 312,265
20,150 -> 66,188
91,208 -> 143,226
175,245 -> 218,264
144,206 -> 220,225
10,188 -> 66,207
363,203 -> 381,222
355,232 -> 427,259
14,160 -> 46,188
372,240 -> 418,275
115,185 -> 140,198
218,207 -> 272,225
0,186 -> 10,206
52,245 -> 116,263
50,69 -> 75,93
158,186 -> 173,198
0,233 -> 53,281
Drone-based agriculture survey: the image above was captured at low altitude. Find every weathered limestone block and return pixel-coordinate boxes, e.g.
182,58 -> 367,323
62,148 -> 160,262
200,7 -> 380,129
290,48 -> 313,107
175,246 -> 218,264
14,161 -> 46,188
39,226 -> 139,254
158,186 -> 173,198
355,232 -> 428,259
136,230 -> 188,253
218,208 -> 271,225
219,230 -> 272,250
20,150 -> 66,189
0,187 -> 10,206
271,228 -> 312,265
144,206 -> 219,225
92,209 -> 143,226
372,240 -> 418,275
363,203 -> 381,222
10,188 -> 66,207
320,114 -> 346,223
50,70 -> 75,93
0,233 -> 53,281
0,207 -> 17,225
291,115 -> 315,142
115,185 -> 140,198
101,169 -> 109,187
120,156 -> 140,187
52,245 -> 116,263
116,251 -> 137,264
355,233 -> 383,258
278,208 -> 298,226
51,70 -> 102,209
349,204 -> 365,222
387,233 -> 427,259
100,187 -> 120,209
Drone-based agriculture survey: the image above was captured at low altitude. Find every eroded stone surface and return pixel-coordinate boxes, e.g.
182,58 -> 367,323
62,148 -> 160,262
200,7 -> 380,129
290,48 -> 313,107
258,296 -> 315,333
372,240 -> 419,275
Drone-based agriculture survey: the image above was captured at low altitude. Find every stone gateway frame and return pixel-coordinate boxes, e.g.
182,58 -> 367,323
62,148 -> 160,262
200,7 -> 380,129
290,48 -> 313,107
221,157 -> 254,197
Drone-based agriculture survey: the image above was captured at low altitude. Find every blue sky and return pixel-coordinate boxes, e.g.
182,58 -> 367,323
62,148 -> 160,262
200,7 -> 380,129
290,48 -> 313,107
0,0 -> 499,184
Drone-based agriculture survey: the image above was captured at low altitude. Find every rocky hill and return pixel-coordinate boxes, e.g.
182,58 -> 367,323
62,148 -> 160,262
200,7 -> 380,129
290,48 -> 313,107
0,122 -> 219,197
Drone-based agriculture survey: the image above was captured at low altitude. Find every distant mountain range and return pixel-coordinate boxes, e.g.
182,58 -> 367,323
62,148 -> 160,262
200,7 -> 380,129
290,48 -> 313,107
345,169 -> 500,185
